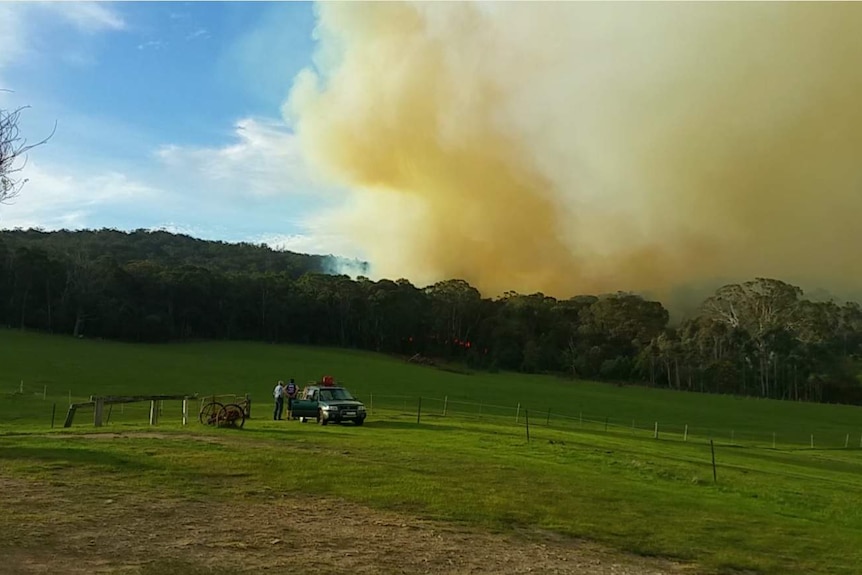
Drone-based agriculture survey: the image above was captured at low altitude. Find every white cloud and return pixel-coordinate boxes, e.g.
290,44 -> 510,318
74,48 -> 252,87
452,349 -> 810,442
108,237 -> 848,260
186,28 -> 210,41
48,2 -> 126,32
137,40 -> 167,51
0,161 -> 162,230
156,117 -> 337,199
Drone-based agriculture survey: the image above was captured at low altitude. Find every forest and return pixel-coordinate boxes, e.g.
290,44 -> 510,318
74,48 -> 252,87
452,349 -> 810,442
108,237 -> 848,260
2,228 -> 861,405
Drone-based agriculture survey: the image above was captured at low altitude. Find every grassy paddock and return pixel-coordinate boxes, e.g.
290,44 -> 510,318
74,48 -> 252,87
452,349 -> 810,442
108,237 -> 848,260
2,329 -> 862,574
3,329 -> 860,446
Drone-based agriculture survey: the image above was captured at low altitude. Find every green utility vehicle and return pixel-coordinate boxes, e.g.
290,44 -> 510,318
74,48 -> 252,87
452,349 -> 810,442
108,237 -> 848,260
290,383 -> 367,426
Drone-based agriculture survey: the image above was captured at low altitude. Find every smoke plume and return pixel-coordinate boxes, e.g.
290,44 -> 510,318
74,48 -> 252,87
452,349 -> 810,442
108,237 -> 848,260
285,2 -> 862,303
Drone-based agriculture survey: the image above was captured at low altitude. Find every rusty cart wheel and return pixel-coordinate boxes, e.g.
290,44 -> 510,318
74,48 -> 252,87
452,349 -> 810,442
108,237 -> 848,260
217,403 -> 246,429
199,401 -> 225,425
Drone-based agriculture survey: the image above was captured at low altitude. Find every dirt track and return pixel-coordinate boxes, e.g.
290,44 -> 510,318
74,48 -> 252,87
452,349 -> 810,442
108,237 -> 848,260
1,474 -> 696,575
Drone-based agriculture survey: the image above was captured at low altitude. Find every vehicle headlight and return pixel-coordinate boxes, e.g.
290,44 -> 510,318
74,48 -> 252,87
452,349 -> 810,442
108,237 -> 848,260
323,405 -> 338,411
357,406 -> 366,411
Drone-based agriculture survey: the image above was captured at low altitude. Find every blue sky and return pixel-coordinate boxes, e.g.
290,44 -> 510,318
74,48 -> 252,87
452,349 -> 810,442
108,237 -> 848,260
0,1 -> 355,256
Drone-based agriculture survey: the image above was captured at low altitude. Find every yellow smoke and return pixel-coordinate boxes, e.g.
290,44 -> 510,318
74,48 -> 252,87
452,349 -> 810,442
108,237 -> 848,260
286,2 -> 862,302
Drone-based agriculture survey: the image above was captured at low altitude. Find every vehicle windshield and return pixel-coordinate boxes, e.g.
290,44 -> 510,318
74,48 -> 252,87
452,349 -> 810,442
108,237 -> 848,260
319,388 -> 354,401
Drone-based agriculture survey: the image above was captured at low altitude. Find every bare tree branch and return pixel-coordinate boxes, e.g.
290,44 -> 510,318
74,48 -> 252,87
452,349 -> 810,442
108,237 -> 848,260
1,102 -> 56,205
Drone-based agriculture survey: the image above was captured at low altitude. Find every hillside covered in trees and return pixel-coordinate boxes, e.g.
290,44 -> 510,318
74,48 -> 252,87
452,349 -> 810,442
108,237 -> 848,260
2,229 -> 861,405
0,228 -> 366,277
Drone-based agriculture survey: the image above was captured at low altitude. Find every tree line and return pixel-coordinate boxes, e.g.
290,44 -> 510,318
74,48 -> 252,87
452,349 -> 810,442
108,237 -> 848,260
2,229 -> 861,405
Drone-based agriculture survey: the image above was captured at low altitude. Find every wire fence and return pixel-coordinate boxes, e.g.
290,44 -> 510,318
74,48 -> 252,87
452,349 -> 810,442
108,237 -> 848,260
6,379 -> 862,450
354,391 -> 862,452
2,380 -> 232,428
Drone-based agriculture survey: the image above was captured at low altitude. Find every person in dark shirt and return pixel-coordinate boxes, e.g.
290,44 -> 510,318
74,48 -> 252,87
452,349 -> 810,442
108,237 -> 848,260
285,378 -> 298,417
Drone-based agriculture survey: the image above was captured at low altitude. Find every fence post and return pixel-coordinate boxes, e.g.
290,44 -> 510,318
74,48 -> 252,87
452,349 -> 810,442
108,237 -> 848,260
710,439 -> 717,483
245,394 -> 252,419
94,398 -> 104,428
19,380 -> 23,394
845,434 -> 849,448
684,424 -> 688,442
515,403 -> 521,424
182,398 -> 189,426
810,434 -> 814,449
43,385 -> 47,400
105,404 -> 113,425
63,405 -> 77,428
525,409 -> 530,443
149,401 -> 159,425
443,395 -> 448,416
50,403 -> 56,429
654,421 -> 658,439
546,407 -> 551,427
417,396 -> 422,424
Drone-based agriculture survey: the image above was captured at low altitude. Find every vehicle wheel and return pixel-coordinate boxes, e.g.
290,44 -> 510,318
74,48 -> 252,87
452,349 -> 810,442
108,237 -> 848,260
354,418 -> 364,426
199,401 -> 224,425
217,404 -> 246,429
318,409 -> 328,425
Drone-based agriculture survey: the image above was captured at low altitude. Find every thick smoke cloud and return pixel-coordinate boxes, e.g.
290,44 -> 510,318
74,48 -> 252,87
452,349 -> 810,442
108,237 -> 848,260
286,2 -> 862,305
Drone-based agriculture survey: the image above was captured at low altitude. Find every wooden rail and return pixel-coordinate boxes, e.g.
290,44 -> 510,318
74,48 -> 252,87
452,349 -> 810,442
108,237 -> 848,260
63,394 -> 197,428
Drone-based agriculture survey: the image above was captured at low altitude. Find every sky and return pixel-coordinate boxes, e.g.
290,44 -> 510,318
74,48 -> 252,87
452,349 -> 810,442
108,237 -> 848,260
4,2 -> 862,307
0,1 -> 352,257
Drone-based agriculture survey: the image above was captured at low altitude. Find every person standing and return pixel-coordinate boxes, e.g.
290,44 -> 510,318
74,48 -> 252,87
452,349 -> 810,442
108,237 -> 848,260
273,380 -> 285,421
285,378 -> 298,417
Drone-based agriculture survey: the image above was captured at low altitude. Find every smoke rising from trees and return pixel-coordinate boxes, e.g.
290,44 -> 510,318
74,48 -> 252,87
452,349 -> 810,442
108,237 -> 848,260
286,2 -> 862,304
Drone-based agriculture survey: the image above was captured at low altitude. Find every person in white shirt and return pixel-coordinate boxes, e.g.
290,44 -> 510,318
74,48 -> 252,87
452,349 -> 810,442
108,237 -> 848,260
273,380 -> 285,421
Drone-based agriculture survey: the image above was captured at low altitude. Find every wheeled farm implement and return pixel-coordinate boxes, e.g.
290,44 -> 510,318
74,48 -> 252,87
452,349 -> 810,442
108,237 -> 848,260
199,394 -> 251,428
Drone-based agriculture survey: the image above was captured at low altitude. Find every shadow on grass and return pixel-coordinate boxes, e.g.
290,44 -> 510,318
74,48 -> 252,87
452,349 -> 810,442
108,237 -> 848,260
0,446 -> 155,471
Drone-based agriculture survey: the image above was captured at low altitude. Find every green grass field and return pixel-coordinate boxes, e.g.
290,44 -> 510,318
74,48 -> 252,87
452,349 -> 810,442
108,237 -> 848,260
2,328 -> 862,575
